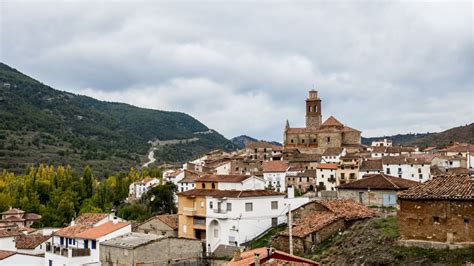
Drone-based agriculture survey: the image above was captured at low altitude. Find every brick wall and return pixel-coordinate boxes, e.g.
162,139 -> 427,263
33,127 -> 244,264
398,199 -> 474,243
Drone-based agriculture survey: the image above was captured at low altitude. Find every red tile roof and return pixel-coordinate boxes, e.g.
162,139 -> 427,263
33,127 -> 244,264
75,221 -> 129,240
279,211 -> 341,238
359,160 -> 383,171
54,225 -> 91,238
0,230 -> 22,238
228,247 -> 318,266
317,163 -> 337,170
321,116 -> 343,127
0,208 -> 25,215
319,199 -> 377,221
398,174 -> 473,200
0,250 -> 15,260
156,214 -> 178,230
337,174 -> 420,190
262,160 -> 289,172
177,189 -> 285,198
74,213 -> 108,226
196,174 -> 251,183
15,235 -> 50,249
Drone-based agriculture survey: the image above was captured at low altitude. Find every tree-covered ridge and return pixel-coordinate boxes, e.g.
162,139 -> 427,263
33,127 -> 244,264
0,164 -> 174,227
0,63 -> 234,175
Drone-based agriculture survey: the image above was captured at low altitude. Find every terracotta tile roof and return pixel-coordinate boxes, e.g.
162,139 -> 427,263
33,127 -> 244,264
382,156 -> 430,165
386,146 -> 417,153
439,144 -> 474,153
317,163 -> 337,170
371,146 -> 387,153
0,216 -> 24,222
177,189 -> 285,198
360,160 -> 383,171
320,116 -> 343,127
337,174 -> 420,190
15,235 -> 50,249
54,225 -> 91,238
73,213 -> 108,226
398,174 -> 473,200
23,213 -> 41,220
262,160 -> 289,172
156,214 -> 178,230
0,208 -> 25,215
0,250 -> 15,260
196,174 -> 251,183
280,211 -> 342,238
246,141 -> 281,150
0,230 -> 22,238
289,154 -> 321,163
228,247 -> 318,266
319,199 -> 377,221
322,147 -> 344,156
75,221 -> 130,240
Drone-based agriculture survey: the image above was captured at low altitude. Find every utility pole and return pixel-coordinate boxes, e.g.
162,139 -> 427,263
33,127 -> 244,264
288,203 -> 293,255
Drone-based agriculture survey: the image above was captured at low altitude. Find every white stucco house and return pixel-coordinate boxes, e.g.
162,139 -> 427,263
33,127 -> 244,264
382,156 -> 431,182
262,160 -> 289,192
316,163 -> 338,191
127,177 -> 160,201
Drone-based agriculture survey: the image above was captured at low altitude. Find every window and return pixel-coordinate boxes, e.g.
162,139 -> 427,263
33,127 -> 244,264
327,137 -> 331,143
309,106 -> 312,112
290,139 -> 294,143
211,183 -> 216,189
202,183 -> 206,189
398,167 -> 402,172
418,168 -> 422,173
227,202 -> 232,211
386,168 -> 391,174
271,201 -> 278,210
91,240 -> 96,249
210,201 -> 214,209
307,177 -> 309,182
313,139 -> 316,143
419,174 -> 423,179
272,218 -> 278,227
60,237 -> 64,245
84,240 -> 88,249
314,105 -> 318,112
245,202 -> 253,212
302,139 -> 305,143
183,224 -> 187,233
433,216 -> 440,224
464,217 -> 469,224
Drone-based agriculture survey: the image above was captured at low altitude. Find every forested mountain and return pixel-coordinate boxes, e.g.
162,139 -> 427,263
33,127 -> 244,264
0,63 -> 234,176
362,123 -> 474,147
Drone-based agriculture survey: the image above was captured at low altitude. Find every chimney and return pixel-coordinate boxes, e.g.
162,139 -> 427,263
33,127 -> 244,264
254,253 -> 260,266
233,249 -> 242,261
287,185 -> 295,199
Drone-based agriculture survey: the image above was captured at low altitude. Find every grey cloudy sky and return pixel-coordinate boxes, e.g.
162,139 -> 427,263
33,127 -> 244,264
1,1 -> 473,142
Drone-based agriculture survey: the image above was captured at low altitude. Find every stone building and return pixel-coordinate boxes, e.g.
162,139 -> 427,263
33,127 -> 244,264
337,173 -> 419,207
134,214 -> 178,237
286,169 -> 317,193
397,174 -> 474,245
283,90 -> 361,154
272,199 -> 376,254
100,233 -> 202,266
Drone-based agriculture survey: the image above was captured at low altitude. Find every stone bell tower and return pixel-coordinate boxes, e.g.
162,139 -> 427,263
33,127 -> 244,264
305,90 -> 322,128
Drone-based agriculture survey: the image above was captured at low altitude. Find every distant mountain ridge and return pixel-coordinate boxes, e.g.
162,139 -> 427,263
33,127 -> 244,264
362,123 -> 474,147
0,63 -> 234,176
230,135 -> 282,149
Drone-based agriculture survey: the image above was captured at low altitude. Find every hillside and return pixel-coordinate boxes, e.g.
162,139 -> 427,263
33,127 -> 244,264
0,63 -> 234,176
230,135 -> 282,149
362,123 -> 474,147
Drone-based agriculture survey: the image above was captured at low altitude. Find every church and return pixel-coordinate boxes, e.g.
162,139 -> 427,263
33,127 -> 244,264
283,90 -> 361,154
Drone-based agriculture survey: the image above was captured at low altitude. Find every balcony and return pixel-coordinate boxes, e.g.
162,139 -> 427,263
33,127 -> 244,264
328,177 -> 336,183
212,208 -> 228,214
49,245 -> 91,258
316,185 -> 326,191
183,207 -> 197,215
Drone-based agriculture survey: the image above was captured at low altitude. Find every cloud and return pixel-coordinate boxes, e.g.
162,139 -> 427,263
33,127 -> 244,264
1,1 -> 473,141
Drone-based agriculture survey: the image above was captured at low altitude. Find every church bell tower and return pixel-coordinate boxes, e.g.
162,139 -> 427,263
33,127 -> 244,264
305,90 -> 322,128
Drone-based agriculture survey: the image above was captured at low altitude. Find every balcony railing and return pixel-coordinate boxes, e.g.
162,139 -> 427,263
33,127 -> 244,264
193,219 -> 206,226
212,208 -> 228,214
183,207 -> 197,215
71,248 -> 91,257
316,185 -> 327,191
328,177 -> 336,183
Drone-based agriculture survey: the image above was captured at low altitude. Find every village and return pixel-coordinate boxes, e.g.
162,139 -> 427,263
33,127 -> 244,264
0,90 -> 473,265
